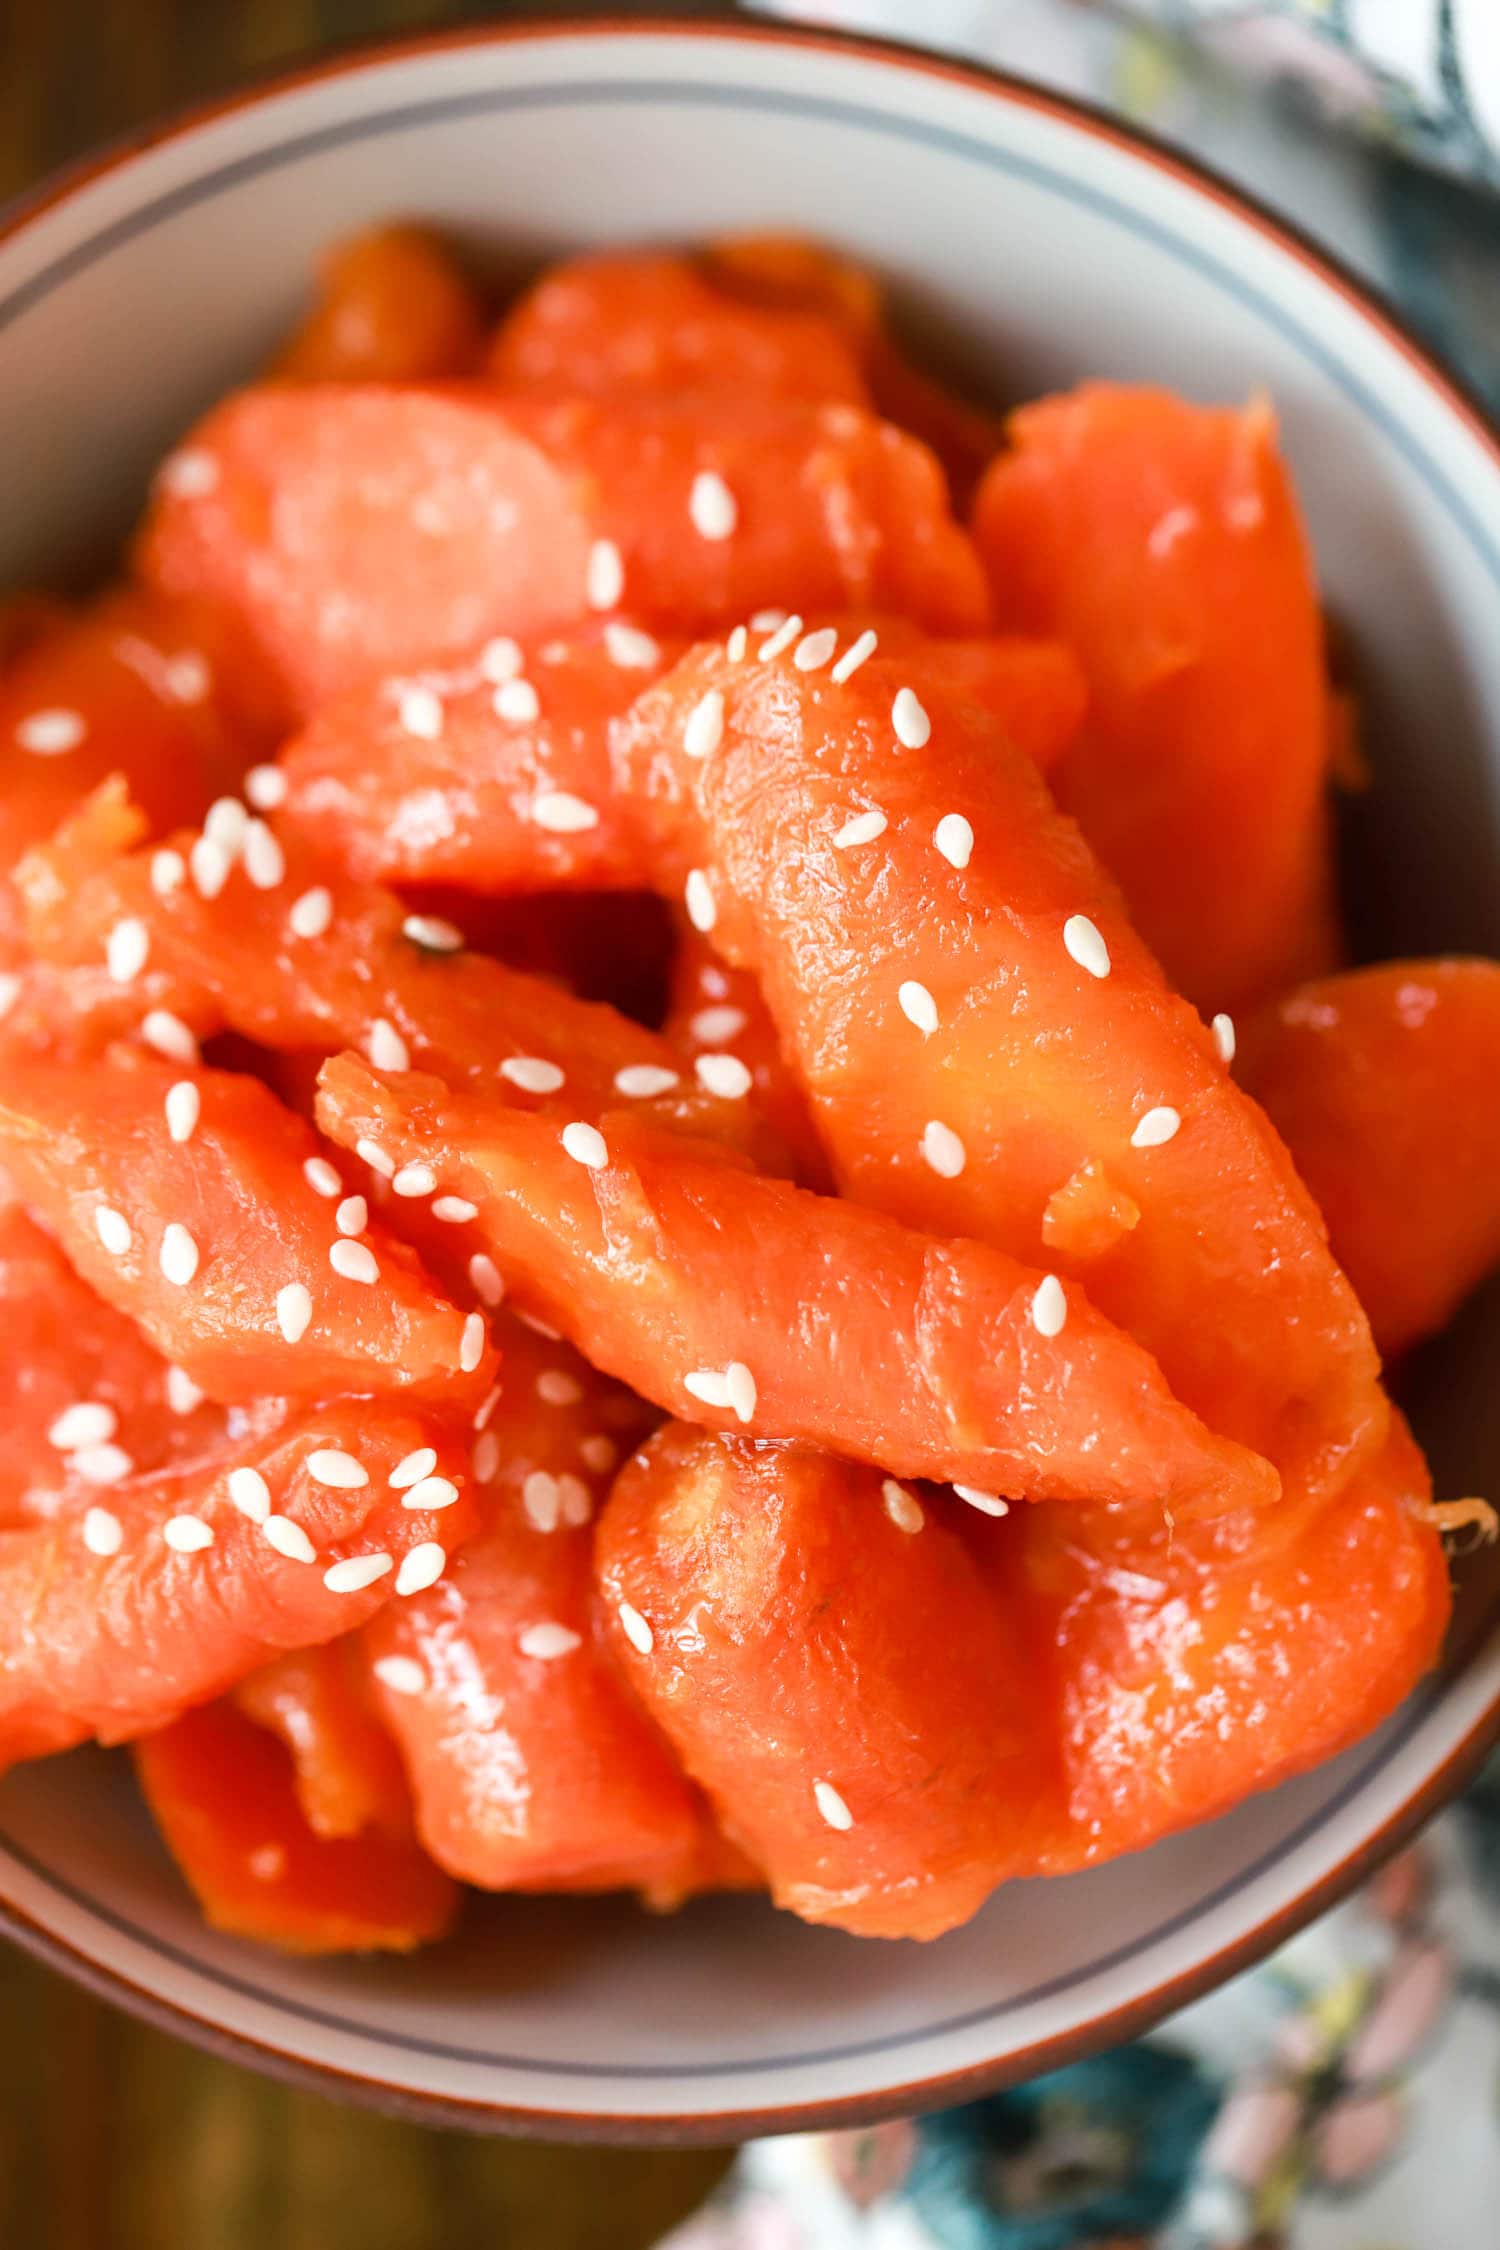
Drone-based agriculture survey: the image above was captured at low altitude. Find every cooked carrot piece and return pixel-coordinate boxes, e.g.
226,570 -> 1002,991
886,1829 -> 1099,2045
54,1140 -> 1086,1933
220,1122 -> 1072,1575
234,1641 -> 416,1841
596,1425 -> 1051,1939
273,223 -> 485,383
316,1054 -> 1278,1517
136,1699 -> 458,1954
0,1050 -> 489,1406
664,927 -> 830,1190
0,1398 -> 477,1769
972,385 -> 1340,1014
617,635 -> 1385,1497
135,385 -> 989,714
1242,960 -> 1500,1357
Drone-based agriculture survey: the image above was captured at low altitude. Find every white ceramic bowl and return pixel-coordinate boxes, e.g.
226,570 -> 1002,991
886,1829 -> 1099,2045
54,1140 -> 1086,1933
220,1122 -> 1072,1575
3,17 -> 1500,2143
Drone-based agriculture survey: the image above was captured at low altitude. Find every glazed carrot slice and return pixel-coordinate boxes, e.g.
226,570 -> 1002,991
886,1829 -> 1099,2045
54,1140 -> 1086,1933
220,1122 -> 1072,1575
664,927 -> 831,1190
234,1641 -> 415,1842
972,385 -> 1340,1014
596,1424 -> 1051,1940
1241,960 -> 1500,1358
317,1055 -> 1278,1518
0,1398 -> 476,1769
273,223 -> 486,383
136,1699 -> 458,1954
0,1050 -> 489,1407
135,385 -> 988,714
617,634 -> 1385,1497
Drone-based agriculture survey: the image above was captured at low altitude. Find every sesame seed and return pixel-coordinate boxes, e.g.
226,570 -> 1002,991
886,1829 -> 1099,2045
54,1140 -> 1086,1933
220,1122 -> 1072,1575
164,1366 -> 202,1415
150,848 -> 186,897
335,1195 -> 367,1237
882,1479 -> 924,1533
392,1162 -> 436,1198
558,1474 -> 593,1527
531,790 -> 599,833
921,1120 -> 966,1179
74,1442 -> 134,1486
603,622 -> 661,669
355,1138 -> 395,1179
519,1621 -> 582,1660
94,1205 -> 132,1256
793,627 -> 838,672
1063,914 -> 1110,980
1212,1013 -> 1236,1065
494,677 -> 541,723
580,1435 -> 617,1475
517,1309 -> 563,1340
107,918 -> 150,983
892,687 -> 930,748
688,1005 -> 746,1046
586,539 -> 625,611
402,913 -> 464,954
758,613 -> 803,661
397,1543 -> 448,1598
304,1156 -> 341,1198
833,808 -> 887,849
613,1063 -> 680,1099
262,1515 -> 316,1563
324,1552 -> 392,1593
16,707 -> 85,755
468,1253 -> 505,1307
82,1507 -> 124,1557
159,1224 -> 199,1287
684,1369 -> 733,1410
472,1431 -> 500,1483
50,1402 -> 119,1451
141,1010 -> 200,1066
159,448 -> 218,497
433,1195 -> 479,1224
389,1448 -> 438,1490
274,1281 -> 312,1344
249,1845 -> 287,1881
1031,1274 -> 1067,1337
401,1475 -> 460,1513
164,1514 -> 214,1554
228,1468 -> 272,1523
500,1055 -> 565,1095
397,685 -> 444,740
814,1780 -> 854,1831
683,688 -> 725,760
0,972 -> 17,1021
189,835 -> 231,900
288,886 -> 333,940
725,1361 -> 757,1424
684,869 -> 716,933
307,1448 -> 367,1490
367,1018 -> 410,1073
164,1080 -> 200,1144
618,1602 -> 654,1655
1148,503 -> 1198,558
373,1655 -> 426,1694
243,820 -> 285,890
203,797 -> 248,854
954,1484 -> 1009,1517
478,635 -> 524,683
830,628 -> 878,684
688,470 -> 738,540
694,1052 -> 752,1101
750,608 -> 787,632
898,980 -> 939,1036
460,1312 -> 486,1373
245,764 -> 286,811
329,1239 -> 379,1285
523,1471 -> 561,1531
536,1369 -> 583,1407
1131,1106 -> 1182,1149
726,625 -> 748,662
562,1121 -> 608,1170
934,813 -> 973,870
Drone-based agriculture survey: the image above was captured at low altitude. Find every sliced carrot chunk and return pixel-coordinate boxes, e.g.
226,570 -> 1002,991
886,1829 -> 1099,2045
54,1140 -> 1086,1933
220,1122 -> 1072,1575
273,223 -> 485,383
234,1641 -> 415,1842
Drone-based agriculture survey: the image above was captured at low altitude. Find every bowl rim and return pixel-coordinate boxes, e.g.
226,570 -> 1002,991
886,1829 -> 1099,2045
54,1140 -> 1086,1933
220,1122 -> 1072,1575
2,6 -> 1499,2147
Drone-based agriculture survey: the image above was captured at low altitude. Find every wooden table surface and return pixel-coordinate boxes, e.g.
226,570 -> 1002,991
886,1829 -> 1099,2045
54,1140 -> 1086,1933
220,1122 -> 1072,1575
0,4 -> 740,2244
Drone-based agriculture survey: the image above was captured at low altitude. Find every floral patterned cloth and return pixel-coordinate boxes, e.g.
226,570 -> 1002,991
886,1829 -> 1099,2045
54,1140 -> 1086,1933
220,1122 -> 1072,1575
674,5 -> 1500,2243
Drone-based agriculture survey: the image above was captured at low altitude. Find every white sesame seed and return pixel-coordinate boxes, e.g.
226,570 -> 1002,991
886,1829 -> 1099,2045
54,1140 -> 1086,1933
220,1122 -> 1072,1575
523,1471 -> 561,1531
389,1448 -> 438,1490
750,608 -> 787,632
164,1365 -> 202,1415
613,1063 -> 680,1099
335,1195 -> 368,1237
164,1080 -> 200,1144
159,1224 -> 199,1287
684,869 -> 716,933
500,1055 -> 565,1095
494,676 -> 541,723
401,1475 -> 460,1514
726,625 -> 748,662
329,1239 -> 379,1285
530,790 -> 599,833
478,635 -> 524,683
898,980 -> 939,1036
0,971 -> 18,1022
562,1121 -> 608,1169
288,886 -> 333,940
16,707 -> 85,755
580,1434 -> 617,1474
140,1010 -> 200,1065
249,1845 -> 286,1881
307,1448 -> 367,1490
793,626 -> 839,674
402,913 -> 464,955
159,448 -> 218,497
262,1515 -> 316,1563
881,1479 -> 924,1533
934,813 -> 973,870
725,1361 -> 757,1424
392,1162 -> 436,1199
604,622 -> 661,669
1212,1013 -> 1237,1066
892,687 -> 930,748
467,1253 -> 505,1307
1131,1106 -> 1182,1149
82,1507 -> 124,1557
758,613 -> 803,662
683,689 -> 725,760
830,627 -> 878,684
1148,503 -> 1198,558
164,1514 -> 214,1553
536,1368 -> 583,1407
517,1310 -> 563,1340
367,1018 -> 410,1073
243,820 -> 285,890
833,808 -> 887,849
1063,914 -> 1110,980
472,1431 -> 501,1483
683,1369 -> 733,1410
1031,1274 -> 1067,1338
274,1281 -> 312,1344
519,1621 -> 582,1660
688,1005 -> 746,1046
373,1654 -> 426,1694
460,1312 -> 486,1373
304,1156 -> 341,1199
393,1542 -> 447,1601
189,835 -> 231,900
94,1205 -> 132,1256
695,1052 -> 753,1100
688,470 -> 738,541
50,1402 -> 119,1451
203,797 -> 248,854
558,1473 -> 593,1527
150,848 -> 186,897
73,1442 -> 134,1487
433,1195 -> 479,1224
245,764 -> 287,811
162,648 -> 208,702
324,1552 -> 392,1593
921,1120 -> 966,1179
397,685 -> 444,741
813,1780 -> 854,1831
355,1138 -> 395,1179
106,917 -> 150,984
954,1484 -> 1009,1517
618,1601 -> 654,1655
586,538 -> 625,611
228,1468 -> 272,1523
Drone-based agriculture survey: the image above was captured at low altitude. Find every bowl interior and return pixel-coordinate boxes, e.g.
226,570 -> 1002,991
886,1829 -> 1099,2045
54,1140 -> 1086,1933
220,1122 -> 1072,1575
2,23 -> 1499,2139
